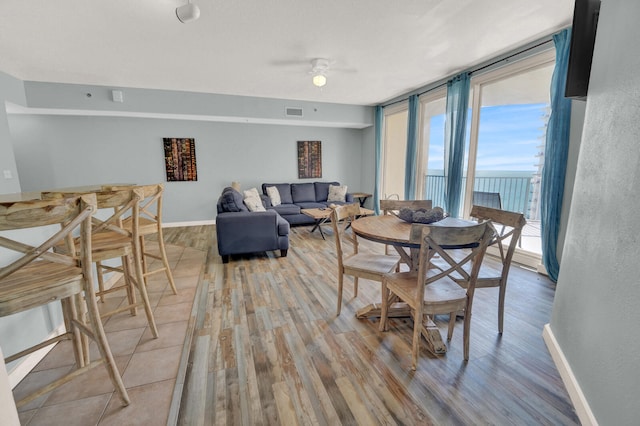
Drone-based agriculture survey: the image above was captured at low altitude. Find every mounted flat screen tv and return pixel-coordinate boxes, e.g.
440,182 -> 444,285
565,0 -> 601,100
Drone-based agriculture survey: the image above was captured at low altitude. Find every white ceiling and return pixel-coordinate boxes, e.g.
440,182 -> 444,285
0,0 -> 573,106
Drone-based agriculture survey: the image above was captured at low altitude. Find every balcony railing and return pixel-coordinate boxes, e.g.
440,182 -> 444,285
424,172 -> 535,219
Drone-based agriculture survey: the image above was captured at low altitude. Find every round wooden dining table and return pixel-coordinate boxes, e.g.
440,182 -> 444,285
351,214 -> 476,266
350,214 -> 477,355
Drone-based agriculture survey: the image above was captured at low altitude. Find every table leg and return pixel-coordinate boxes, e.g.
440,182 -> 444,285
309,217 -> 329,240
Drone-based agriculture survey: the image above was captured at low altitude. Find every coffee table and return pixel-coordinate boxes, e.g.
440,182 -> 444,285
301,206 -> 374,240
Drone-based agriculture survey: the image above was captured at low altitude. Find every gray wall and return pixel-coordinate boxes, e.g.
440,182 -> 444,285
9,114 -> 367,223
550,0 -> 640,424
0,71 -> 26,194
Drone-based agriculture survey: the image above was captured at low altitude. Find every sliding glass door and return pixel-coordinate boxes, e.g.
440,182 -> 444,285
464,51 -> 555,258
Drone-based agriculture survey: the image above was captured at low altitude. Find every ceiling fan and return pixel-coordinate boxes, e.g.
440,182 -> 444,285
310,58 -> 330,87
270,57 -> 357,88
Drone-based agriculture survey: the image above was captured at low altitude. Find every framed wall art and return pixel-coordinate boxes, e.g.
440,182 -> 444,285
297,140 -> 322,179
163,138 -> 197,181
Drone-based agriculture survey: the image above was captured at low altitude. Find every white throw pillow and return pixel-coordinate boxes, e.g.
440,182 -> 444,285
327,185 -> 347,202
243,187 -> 260,200
243,187 -> 265,212
266,186 -> 281,207
244,196 -> 266,212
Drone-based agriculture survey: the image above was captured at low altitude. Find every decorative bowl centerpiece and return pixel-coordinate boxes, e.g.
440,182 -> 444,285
397,207 -> 445,224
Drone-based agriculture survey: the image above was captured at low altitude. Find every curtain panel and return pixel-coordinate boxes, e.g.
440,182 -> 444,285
541,28 -> 572,282
404,95 -> 419,200
444,72 -> 470,218
373,105 -> 384,215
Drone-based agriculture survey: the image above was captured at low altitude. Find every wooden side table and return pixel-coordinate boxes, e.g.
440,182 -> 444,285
351,192 -> 372,207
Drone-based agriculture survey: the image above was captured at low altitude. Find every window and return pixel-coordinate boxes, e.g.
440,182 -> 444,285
381,49 -> 553,265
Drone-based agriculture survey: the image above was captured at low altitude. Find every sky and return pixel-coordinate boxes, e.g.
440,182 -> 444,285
427,103 -> 549,173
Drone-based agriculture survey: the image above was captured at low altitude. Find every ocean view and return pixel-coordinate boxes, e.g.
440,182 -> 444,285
423,169 -> 536,218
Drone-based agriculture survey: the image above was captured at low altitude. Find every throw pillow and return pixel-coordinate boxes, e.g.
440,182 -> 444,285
327,185 -> 348,202
244,195 -> 266,212
266,186 -> 281,207
243,187 -> 260,200
242,187 -> 266,212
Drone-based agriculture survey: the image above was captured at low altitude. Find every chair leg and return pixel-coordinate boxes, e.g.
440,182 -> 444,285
153,233 -> 178,295
411,305 -> 422,371
379,281 -> 390,332
498,282 -> 506,335
62,297 -> 84,368
463,306 -> 472,361
83,279 -> 131,406
353,276 -> 359,298
337,273 -> 344,316
122,256 -> 138,316
447,312 -> 456,341
95,261 -> 106,303
129,252 -> 159,338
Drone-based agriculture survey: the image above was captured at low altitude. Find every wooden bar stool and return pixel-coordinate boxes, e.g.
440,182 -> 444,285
0,194 -> 130,407
105,184 -> 177,295
43,187 -> 159,338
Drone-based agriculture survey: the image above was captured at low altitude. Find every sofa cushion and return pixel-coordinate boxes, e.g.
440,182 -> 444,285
328,185 -> 348,202
219,187 -> 248,212
262,183 -> 292,204
266,186 -> 281,206
270,204 -> 301,216
295,202 -> 328,210
291,183 -> 316,203
314,181 -> 340,202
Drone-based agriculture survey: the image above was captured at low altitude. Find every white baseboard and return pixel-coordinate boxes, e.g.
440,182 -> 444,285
163,220 -> 216,228
542,324 -> 598,426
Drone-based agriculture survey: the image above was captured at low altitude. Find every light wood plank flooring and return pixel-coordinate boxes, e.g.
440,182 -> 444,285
177,225 -> 579,425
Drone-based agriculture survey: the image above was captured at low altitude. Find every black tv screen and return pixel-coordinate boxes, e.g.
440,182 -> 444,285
565,0 -> 601,100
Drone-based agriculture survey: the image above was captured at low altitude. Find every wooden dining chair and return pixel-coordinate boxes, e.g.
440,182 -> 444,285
43,187 -> 159,338
379,221 -> 493,368
331,203 -> 400,315
0,194 -> 130,407
104,184 -> 178,295
459,205 -> 526,334
379,199 -> 433,256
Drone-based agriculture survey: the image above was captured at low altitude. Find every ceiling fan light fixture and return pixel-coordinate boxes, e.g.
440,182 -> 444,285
310,58 -> 330,88
176,2 -> 200,23
312,74 -> 327,87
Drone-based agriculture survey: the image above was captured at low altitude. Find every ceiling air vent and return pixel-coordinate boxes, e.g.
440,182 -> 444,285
285,107 -> 303,118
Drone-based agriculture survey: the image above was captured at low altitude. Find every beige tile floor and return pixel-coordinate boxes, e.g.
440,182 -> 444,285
12,241 -> 206,425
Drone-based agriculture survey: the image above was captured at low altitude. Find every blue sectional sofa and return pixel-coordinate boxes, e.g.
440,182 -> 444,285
216,187 -> 290,263
260,181 -> 354,225
215,182 -> 353,263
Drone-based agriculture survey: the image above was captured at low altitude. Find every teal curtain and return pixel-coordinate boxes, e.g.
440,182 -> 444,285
444,73 -> 470,218
373,105 -> 383,215
541,29 -> 572,282
404,95 -> 419,200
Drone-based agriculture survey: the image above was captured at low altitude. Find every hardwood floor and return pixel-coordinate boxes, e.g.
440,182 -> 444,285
177,225 -> 579,425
